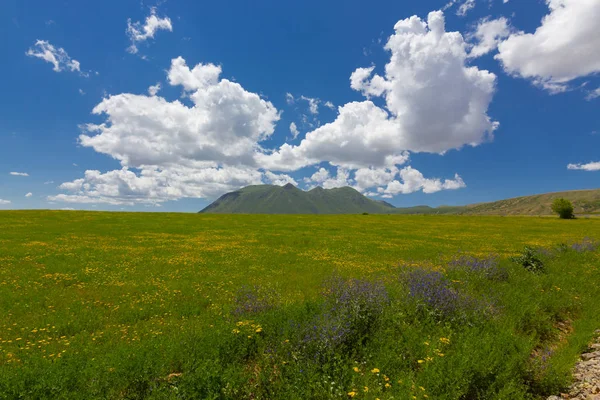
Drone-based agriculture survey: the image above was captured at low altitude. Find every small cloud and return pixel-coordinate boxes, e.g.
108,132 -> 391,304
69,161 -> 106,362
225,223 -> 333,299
586,87 -> 600,101
567,161 -> 600,171
73,163 -> 78,167
324,101 -> 335,110
148,83 -> 161,96
127,7 -> 173,54
25,192 -> 33,198
26,40 -> 88,76
45,20 -> 55,26
285,92 -> 295,105
290,122 -> 300,139
10,172 -> 29,177
79,89 -> 85,95
44,180 -> 54,185
457,0 -> 476,16
300,95 -> 320,115
0,199 -> 11,205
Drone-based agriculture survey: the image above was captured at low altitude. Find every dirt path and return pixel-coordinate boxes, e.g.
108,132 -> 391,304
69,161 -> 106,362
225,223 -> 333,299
548,330 -> 600,400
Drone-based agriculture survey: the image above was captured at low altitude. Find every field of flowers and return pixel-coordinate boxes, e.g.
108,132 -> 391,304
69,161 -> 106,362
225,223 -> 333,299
0,211 -> 599,399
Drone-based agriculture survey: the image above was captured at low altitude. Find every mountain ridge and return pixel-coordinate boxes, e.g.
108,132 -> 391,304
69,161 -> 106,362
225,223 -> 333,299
199,184 -> 396,214
200,185 -> 600,215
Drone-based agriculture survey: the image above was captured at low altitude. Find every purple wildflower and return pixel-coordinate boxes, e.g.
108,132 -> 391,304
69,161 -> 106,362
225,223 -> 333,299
404,269 -> 461,318
571,237 -> 599,253
232,285 -> 277,316
449,255 -> 508,281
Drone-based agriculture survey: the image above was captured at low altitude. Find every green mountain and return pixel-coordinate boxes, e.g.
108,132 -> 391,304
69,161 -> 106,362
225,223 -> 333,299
200,186 -> 600,216
199,184 -> 396,214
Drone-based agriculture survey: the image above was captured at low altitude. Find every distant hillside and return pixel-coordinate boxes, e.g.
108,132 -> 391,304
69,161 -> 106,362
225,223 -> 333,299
201,185 -> 600,216
199,184 -> 396,214
458,189 -> 600,216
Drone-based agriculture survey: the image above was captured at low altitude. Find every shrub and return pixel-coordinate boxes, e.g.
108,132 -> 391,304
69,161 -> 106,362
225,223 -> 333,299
551,198 -> 574,219
300,276 -> 389,359
511,246 -> 545,273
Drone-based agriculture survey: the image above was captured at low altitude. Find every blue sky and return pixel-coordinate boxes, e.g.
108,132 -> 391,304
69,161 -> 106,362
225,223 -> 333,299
0,0 -> 599,212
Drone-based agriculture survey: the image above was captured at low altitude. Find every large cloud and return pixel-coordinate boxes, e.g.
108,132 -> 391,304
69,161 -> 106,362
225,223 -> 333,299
52,57 -> 281,205
259,11 -> 498,171
53,11 -> 480,205
496,0 -> 600,92
50,167 -> 264,206
79,57 -> 280,169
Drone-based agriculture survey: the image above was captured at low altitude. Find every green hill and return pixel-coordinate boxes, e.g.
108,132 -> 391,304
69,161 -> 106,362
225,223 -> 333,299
199,183 -> 396,214
458,189 -> 600,216
201,186 -> 600,216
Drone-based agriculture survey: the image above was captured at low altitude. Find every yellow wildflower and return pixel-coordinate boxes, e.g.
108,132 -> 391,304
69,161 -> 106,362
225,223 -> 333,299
353,367 -> 360,372
371,368 -> 380,373
364,386 -> 369,392
255,327 -> 262,333
348,391 -> 357,397
417,360 -> 425,364
385,383 -> 391,388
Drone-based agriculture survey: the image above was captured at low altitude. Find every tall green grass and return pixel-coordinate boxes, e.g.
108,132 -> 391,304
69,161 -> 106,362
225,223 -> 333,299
0,211 -> 599,399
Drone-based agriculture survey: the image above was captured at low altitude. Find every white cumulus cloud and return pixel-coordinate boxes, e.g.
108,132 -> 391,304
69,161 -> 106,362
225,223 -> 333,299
304,167 -> 351,189
52,11 -> 476,205
468,17 -> 512,58
51,57 -> 280,205
263,171 -> 298,186
26,40 -> 83,74
127,7 -> 173,54
148,83 -> 161,96
259,11 -> 497,171
380,167 -> 466,195
25,192 -> 33,198
10,172 -> 29,176
567,162 -> 600,171
496,0 -> 600,92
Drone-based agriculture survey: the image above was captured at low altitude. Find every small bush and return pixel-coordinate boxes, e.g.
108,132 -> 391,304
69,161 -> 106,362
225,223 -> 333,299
511,246 -> 546,273
300,276 -> 389,359
551,198 -> 574,219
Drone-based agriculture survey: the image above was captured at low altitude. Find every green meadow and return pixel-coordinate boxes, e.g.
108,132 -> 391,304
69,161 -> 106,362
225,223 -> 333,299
1,211 -> 600,399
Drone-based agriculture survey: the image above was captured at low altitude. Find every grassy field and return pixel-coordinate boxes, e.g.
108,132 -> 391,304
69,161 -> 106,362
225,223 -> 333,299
1,211 -> 600,399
